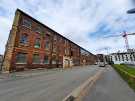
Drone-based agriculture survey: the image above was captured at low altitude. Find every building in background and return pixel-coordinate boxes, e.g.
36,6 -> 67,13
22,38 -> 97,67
106,52 -> 135,65
2,9 -> 96,73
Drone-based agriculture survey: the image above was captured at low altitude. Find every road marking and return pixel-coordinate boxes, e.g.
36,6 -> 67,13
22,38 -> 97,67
62,69 -> 103,101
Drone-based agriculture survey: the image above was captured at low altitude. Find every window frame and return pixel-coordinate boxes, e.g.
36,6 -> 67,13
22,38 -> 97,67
34,38 -> 41,48
44,55 -> 49,64
16,53 -> 27,64
20,34 -> 28,45
32,54 -> 40,64
22,19 -> 32,29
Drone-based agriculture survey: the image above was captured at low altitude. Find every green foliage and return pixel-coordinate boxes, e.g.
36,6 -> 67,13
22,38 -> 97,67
112,64 -> 135,92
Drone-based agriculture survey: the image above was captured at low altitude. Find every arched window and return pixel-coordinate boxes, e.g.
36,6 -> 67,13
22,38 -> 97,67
20,34 -> 28,44
34,38 -> 40,48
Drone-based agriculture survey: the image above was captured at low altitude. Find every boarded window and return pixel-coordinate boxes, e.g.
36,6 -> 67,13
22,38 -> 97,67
16,53 -> 27,64
22,19 -> 31,28
33,54 -> 40,64
34,38 -> 40,48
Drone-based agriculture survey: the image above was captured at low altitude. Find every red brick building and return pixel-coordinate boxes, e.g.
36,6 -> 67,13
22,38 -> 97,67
2,9 -> 96,72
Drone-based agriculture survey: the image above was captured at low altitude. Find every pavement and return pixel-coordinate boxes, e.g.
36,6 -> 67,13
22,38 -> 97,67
83,65 -> 135,101
0,65 -> 100,101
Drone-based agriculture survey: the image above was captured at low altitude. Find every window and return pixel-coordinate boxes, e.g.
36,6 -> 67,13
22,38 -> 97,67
122,54 -> 124,61
22,19 -> 31,28
118,54 -> 120,61
34,38 -> 40,48
110,56 -> 113,61
16,53 -> 27,64
126,55 -> 128,61
35,26 -> 42,34
33,54 -> 40,64
130,55 -> 133,61
133,54 -> 135,61
20,34 -> 28,44
53,46 -> 57,52
52,56 -> 57,64
45,41 -> 50,50
58,57 -> 62,64
44,56 -> 49,64
115,55 -> 117,61
54,35 -> 57,41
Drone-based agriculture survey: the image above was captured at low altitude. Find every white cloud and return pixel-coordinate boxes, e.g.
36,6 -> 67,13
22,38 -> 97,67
0,0 -> 135,55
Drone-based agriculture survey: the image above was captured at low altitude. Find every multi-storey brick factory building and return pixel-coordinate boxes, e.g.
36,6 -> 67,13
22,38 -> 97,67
2,9 -> 96,73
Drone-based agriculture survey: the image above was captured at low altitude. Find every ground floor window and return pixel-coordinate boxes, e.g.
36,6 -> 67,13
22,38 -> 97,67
44,56 -> 49,64
33,54 -> 40,64
52,56 -> 57,64
16,53 -> 27,64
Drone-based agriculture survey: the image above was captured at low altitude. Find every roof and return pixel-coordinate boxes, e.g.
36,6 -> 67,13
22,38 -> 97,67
16,9 -> 94,55
110,52 -> 135,55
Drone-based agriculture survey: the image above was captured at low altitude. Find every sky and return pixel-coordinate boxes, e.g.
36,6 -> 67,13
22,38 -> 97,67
0,0 -> 135,55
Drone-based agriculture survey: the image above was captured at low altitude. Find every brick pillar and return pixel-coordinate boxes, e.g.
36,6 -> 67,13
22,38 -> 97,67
2,10 -> 21,73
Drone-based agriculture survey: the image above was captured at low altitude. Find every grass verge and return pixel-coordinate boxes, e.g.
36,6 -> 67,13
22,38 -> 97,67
112,64 -> 135,92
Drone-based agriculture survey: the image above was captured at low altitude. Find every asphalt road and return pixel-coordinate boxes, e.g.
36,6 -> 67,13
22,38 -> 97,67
0,65 -> 100,101
83,65 -> 135,101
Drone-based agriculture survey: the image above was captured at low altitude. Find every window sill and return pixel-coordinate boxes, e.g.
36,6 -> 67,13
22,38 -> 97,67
16,63 -> 27,64
22,25 -> 31,29
19,43 -> 29,47
34,46 -> 40,48
32,63 -> 41,64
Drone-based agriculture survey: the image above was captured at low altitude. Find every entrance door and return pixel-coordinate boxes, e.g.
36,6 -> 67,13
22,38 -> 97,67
64,59 -> 70,68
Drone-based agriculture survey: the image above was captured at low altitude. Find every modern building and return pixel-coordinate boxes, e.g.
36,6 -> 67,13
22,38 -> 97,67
106,52 -> 135,65
2,9 -> 96,72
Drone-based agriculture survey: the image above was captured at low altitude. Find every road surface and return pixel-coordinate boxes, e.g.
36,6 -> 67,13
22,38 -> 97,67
0,65 -> 100,101
83,65 -> 135,101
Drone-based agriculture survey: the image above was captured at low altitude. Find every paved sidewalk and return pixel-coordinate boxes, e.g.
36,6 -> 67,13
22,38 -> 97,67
0,65 -> 95,81
83,65 -> 135,101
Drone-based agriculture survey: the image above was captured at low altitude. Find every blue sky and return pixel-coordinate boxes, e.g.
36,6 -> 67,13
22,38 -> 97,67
0,0 -> 135,54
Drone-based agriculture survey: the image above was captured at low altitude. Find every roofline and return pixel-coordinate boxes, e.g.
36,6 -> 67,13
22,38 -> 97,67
16,9 -> 93,55
110,52 -> 135,55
